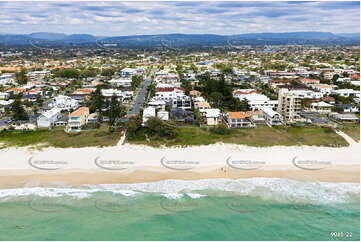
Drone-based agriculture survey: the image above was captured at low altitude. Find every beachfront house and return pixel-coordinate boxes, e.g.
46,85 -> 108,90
260,107 -> 284,126
310,101 -> 333,113
225,112 -> 254,128
203,108 -> 221,126
142,107 -> 156,126
66,107 -> 89,132
37,107 -> 62,128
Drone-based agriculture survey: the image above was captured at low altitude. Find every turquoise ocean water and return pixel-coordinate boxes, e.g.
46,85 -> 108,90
0,178 -> 359,241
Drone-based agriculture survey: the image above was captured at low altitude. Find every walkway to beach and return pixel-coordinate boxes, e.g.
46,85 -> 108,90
117,129 -> 127,146
334,129 -> 358,147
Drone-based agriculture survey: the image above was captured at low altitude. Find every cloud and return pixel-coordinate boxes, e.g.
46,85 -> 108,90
0,1 -> 358,35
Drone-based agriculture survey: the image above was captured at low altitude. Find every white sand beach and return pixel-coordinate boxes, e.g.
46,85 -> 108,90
0,136 -> 359,185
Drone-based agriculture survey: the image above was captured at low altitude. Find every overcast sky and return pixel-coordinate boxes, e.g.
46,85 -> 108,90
0,1 -> 359,36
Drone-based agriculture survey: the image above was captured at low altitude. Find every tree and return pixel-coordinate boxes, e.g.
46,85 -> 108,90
126,115 -> 142,135
101,68 -> 115,79
11,99 -> 27,121
107,94 -> 123,126
53,69 -> 79,79
89,85 -> 105,119
15,68 -> 28,85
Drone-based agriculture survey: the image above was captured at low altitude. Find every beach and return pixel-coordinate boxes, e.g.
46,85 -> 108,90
0,140 -> 359,186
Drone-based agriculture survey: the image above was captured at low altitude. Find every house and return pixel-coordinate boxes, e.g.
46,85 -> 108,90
331,89 -> 360,98
87,112 -> 99,124
261,107 -> 283,126
7,88 -> 25,95
109,78 -> 132,88
73,88 -> 95,96
120,67 -> 144,78
189,90 -> 201,97
66,107 -> 89,132
203,108 -> 221,126
49,95 -> 79,111
310,101 -> 333,113
142,107 -> 156,126
225,112 -> 254,128
148,100 -> 166,110
299,78 -> 320,85
194,101 -> 211,112
329,113 -> 359,124
247,110 -> 265,124
172,96 -> 191,110
37,107 -> 62,128
310,84 -> 337,95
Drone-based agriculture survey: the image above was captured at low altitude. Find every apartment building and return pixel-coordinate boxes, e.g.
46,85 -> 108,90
277,88 -> 303,123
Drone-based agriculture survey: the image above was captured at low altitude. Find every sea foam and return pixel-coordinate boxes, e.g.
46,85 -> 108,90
0,178 -> 359,204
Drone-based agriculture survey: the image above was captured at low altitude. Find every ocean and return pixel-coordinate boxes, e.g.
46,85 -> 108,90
0,178 -> 359,241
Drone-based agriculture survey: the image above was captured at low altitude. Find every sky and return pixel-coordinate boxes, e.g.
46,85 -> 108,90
0,1 -> 359,36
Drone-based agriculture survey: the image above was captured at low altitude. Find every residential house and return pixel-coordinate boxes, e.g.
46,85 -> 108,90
331,89 -> 360,98
66,107 -> 89,132
203,108 -> 221,126
142,107 -> 156,126
310,101 -> 333,113
261,107 -> 284,126
109,78 -> 132,88
225,112 -> 254,128
329,113 -> 359,124
49,95 -> 79,111
37,107 -> 62,128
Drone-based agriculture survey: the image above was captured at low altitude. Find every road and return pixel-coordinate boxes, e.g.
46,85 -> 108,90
127,74 -> 153,118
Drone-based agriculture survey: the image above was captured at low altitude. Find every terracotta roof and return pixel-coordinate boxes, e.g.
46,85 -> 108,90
76,89 -> 94,93
195,101 -> 211,108
227,112 -> 251,119
300,78 -> 320,83
69,107 -> 89,117
234,90 -> 258,95
7,88 -> 24,92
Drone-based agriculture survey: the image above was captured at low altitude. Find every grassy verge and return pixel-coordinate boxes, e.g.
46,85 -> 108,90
339,124 -> 360,142
0,125 -> 122,148
126,125 -> 349,147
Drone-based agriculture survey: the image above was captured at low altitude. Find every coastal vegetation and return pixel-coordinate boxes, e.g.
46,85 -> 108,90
339,124 -> 360,142
0,125 -> 122,148
126,124 -> 348,147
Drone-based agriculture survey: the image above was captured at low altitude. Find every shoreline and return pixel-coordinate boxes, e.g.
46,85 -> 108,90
0,142 -> 359,186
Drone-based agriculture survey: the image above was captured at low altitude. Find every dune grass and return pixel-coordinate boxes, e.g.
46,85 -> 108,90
126,125 -> 348,147
0,126 -> 122,148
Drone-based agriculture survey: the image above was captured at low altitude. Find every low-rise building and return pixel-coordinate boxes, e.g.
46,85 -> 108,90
225,112 -> 254,128
142,107 -> 156,125
203,108 -> 221,126
37,107 -> 62,128
261,107 -> 284,126
66,107 -> 89,132
310,101 -> 333,113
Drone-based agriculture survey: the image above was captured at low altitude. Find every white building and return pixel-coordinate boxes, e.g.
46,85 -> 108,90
109,78 -> 132,87
49,95 -> 79,111
261,107 -> 283,126
204,108 -> 221,126
142,107 -> 156,126
37,107 -> 62,128
310,101 -> 334,113
331,89 -> 360,98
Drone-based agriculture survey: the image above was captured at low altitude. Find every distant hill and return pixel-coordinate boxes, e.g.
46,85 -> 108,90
0,32 -> 359,47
